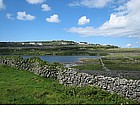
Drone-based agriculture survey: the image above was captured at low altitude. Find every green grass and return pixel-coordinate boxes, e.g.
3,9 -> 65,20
0,65 -> 138,105
74,53 -> 140,71
73,64 -> 102,71
102,56 -> 140,71
104,63 -> 140,71
73,58 -> 103,70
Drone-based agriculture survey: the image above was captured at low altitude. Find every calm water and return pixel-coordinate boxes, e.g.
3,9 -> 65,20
23,55 -> 99,63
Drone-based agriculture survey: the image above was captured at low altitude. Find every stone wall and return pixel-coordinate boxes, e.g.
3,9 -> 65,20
0,56 -> 59,79
79,70 -> 140,80
0,56 -> 140,102
57,68 -> 140,101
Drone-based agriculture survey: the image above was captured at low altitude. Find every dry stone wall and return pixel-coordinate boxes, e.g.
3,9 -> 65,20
0,56 -> 140,102
57,68 -> 140,101
0,56 -> 58,79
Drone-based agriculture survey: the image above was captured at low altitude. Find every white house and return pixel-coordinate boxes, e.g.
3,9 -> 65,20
29,42 -> 36,45
78,42 -> 88,45
37,43 -> 43,46
61,42 -> 68,45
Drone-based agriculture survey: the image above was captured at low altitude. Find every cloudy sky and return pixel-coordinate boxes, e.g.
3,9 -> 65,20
0,0 -> 140,47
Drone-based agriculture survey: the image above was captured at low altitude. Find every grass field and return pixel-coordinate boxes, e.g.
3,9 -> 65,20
72,49 -> 140,72
73,58 -> 103,70
73,64 -> 102,71
0,65 -> 138,105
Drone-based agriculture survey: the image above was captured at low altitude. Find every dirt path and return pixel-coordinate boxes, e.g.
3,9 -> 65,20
99,58 -> 110,71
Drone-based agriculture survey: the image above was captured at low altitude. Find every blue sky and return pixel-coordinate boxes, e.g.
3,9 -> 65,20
0,0 -> 140,48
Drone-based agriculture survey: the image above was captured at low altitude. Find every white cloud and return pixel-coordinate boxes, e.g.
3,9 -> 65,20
41,4 -> 51,11
0,0 -> 5,10
78,16 -> 90,25
17,11 -> 36,21
125,44 -> 132,48
68,0 -> 140,38
136,41 -> 140,44
6,13 -> 14,20
125,44 -> 132,47
46,14 -> 60,23
26,0 -> 45,4
69,0 -> 113,8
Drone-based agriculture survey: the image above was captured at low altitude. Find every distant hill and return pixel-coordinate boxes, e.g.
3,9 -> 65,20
0,40 -> 119,49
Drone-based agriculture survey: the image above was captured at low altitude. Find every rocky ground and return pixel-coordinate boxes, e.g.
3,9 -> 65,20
63,61 -> 140,80
78,70 -> 140,80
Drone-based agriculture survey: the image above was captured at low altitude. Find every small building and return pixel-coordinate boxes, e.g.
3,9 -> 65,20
78,42 -> 88,45
37,43 -> 43,46
29,42 -> 36,45
61,42 -> 68,45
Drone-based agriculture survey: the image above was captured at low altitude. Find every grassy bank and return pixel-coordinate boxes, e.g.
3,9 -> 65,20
73,64 -> 102,71
0,44 -> 115,56
102,54 -> 140,71
0,65 -> 138,105
73,58 -> 103,70
73,52 -> 140,71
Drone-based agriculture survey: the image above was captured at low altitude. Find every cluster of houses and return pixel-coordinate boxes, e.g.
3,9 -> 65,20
21,42 -> 43,46
61,41 -> 88,45
20,41 -> 89,46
